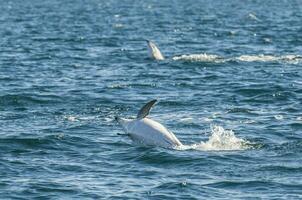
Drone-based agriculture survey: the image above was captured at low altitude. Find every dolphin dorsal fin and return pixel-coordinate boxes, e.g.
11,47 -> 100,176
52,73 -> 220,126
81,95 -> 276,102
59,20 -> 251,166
137,99 -> 157,119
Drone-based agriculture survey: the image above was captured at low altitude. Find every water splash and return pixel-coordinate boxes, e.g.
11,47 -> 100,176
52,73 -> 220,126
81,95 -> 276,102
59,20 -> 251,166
172,53 -> 302,64
172,53 -> 224,63
177,125 -> 250,151
235,55 -> 302,64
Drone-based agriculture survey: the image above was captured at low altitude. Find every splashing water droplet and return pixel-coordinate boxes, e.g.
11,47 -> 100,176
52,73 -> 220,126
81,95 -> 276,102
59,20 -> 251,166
176,125 -> 251,151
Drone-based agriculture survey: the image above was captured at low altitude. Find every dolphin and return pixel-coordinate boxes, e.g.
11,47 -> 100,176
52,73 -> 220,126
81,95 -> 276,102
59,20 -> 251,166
115,99 -> 182,148
146,40 -> 165,60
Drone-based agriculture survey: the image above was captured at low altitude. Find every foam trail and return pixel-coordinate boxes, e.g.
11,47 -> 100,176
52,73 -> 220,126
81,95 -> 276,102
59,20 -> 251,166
235,55 -> 302,63
176,125 -> 250,151
172,53 -> 224,63
172,53 -> 302,64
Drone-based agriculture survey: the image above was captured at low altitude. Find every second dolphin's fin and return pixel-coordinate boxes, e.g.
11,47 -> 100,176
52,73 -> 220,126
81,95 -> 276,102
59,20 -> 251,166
146,40 -> 165,60
137,99 -> 157,119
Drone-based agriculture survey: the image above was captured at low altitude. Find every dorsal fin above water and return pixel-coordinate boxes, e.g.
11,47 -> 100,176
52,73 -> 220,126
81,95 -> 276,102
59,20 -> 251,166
137,99 -> 157,119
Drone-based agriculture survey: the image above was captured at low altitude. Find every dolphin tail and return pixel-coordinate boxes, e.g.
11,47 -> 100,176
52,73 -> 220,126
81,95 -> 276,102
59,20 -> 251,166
137,99 -> 157,119
146,40 -> 165,60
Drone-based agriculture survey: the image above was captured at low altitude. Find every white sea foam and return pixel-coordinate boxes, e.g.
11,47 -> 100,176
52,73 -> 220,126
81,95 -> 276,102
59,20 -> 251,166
172,53 -> 224,63
236,55 -> 278,62
274,115 -> 284,120
172,53 -> 302,64
235,55 -> 302,63
63,115 -> 97,122
114,23 -> 123,28
64,115 -> 78,122
176,125 -> 250,151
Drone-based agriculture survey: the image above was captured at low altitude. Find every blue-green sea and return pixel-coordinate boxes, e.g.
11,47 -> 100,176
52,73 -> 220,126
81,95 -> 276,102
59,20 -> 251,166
1,0 -> 302,199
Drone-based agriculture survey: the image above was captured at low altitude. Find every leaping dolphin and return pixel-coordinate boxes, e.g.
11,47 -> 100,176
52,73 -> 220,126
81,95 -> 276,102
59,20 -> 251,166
115,99 -> 182,148
146,40 -> 165,60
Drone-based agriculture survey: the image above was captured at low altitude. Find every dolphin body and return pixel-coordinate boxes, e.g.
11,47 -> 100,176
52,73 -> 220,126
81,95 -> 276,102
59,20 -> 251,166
116,100 -> 182,148
146,40 -> 165,60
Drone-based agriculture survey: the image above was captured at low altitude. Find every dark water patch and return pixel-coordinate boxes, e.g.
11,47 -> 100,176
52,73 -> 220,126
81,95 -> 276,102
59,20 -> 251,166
226,107 -> 256,115
289,122 -> 302,130
25,181 -> 79,196
0,94 -> 63,107
0,136 -> 61,151
269,141 -> 302,155
204,180 -> 302,194
259,165 -> 302,174
131,148 -> 209,167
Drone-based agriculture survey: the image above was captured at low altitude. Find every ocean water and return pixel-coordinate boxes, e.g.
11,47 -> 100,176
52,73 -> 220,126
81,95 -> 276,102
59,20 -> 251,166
1,0 -> 302,199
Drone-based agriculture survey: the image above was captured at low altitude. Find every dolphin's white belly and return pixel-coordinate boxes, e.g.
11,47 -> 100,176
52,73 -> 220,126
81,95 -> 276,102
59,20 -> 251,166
124,118 -> 182,148
147,41 -> 164,60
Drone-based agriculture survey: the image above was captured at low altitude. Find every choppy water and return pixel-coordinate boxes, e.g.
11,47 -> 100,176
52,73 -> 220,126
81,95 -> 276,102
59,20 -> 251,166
1,0 -> 302,199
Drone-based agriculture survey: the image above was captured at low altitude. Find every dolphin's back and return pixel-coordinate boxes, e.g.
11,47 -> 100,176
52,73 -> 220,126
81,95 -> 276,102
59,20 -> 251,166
126,118 -> 182,148
116,100 -> 182,148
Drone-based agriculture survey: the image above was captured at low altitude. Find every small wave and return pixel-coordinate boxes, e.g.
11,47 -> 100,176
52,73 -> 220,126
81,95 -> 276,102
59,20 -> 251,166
172,53 -> 224,63
177,125 -> 250,151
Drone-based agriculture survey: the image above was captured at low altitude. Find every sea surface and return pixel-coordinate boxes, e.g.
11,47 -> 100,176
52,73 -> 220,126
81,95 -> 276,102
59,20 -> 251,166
1,0 -> 302,199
